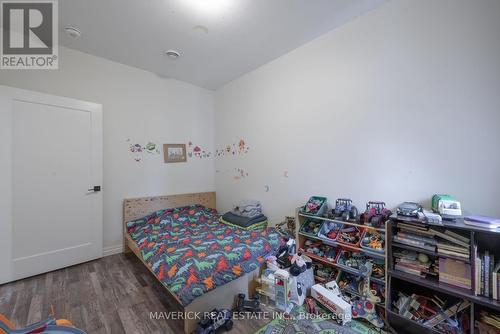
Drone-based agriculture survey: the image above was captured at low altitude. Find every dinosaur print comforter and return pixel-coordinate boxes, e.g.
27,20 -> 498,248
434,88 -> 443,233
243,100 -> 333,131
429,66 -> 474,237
126,204 -> 281,306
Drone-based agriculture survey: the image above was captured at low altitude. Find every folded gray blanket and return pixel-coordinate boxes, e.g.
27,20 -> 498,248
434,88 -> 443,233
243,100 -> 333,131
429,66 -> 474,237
232,199 -> 262,218
222,212 -> 267,228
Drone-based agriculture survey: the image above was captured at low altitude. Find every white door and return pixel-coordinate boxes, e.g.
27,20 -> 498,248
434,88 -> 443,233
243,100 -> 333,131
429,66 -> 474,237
0,86 -> 102,284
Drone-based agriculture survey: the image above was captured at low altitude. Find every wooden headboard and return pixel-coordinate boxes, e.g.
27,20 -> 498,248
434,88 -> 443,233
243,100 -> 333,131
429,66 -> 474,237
123,191 -> 216,223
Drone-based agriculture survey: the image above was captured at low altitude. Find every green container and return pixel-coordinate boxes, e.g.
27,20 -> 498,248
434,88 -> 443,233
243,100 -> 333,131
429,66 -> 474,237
300,196 -> 328,216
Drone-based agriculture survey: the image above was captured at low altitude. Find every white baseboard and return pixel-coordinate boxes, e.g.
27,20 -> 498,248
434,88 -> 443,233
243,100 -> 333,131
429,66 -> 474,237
103,244 -> 123,257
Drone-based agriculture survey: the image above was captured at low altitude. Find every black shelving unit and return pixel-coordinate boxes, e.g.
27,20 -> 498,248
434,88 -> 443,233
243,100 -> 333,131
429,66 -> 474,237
387,215 -> 500,334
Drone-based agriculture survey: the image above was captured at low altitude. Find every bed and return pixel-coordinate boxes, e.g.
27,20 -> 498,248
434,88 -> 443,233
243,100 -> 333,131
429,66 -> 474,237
123,192 -> 280,333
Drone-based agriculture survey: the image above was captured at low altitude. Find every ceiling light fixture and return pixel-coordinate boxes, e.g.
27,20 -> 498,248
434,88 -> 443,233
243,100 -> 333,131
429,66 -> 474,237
64,26 -> 81,38
184,0 -> 232,15
164,50 -> 181,59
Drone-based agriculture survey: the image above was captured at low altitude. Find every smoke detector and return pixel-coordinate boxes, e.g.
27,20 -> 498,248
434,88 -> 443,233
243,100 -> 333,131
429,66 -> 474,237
164,50 -> 181,59
65,27 -> 81,38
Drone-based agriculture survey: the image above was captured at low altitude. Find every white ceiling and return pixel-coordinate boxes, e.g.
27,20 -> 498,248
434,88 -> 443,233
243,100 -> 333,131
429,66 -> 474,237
60,0 -> 385,90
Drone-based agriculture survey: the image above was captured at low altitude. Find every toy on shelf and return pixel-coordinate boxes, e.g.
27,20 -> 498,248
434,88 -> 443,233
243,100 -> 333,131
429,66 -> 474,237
396,202 -> 423,218
336,272 -> 359,295
300,196 -> 327,216
274,269 -> 294,313
331,198 -> 358,222
432,194 -> 462,218
360,230 -> 385,253
299,220 -> 323,236
236,293 -> 261,313
335,249 -> 366,270
371,259 -> 385,279
476,311 -> 500,334
313,263 -> 338,282
336,226 -> 362,247
0,312 -> 86,334
303,240 -> 336,261
318,221 -> 342,241
195,309 -> 233,334
311,280 -> 352,325
360,201 -> 391,227
393,292 -> 470,332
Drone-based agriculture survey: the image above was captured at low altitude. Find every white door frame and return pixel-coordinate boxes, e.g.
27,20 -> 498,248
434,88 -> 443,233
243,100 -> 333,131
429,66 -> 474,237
0,85 -> 103,283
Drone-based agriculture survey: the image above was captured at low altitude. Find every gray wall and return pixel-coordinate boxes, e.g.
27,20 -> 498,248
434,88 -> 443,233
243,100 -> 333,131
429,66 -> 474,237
214,0 -> 500,222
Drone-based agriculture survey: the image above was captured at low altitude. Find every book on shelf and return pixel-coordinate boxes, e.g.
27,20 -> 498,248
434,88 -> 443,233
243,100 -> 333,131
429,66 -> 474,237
464,215 -> 500,229
428,228 -> 469,248
444,229 -> 469,243
436,241 -> 469,255
474,247 -> 500,300
437,248 -> 469,260
438,258 -> 471,289
393,236 -> 436,252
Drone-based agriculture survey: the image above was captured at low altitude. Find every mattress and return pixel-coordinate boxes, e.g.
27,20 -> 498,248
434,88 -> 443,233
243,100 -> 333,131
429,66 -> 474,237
126,204 -> 281,306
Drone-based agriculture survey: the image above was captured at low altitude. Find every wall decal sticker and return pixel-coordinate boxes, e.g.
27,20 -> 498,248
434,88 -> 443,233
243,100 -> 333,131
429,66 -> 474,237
128,140 -> 160,162
215,139 -> 250,158
233,168 -> 249,180
187,141 -> 212,159
145,142 -> 160,154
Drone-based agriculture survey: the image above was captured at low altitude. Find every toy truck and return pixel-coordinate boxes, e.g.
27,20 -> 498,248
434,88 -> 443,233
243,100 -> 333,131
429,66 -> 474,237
360,201 -> 391,227
311,281 -> 352,325
332,199 -> 358,221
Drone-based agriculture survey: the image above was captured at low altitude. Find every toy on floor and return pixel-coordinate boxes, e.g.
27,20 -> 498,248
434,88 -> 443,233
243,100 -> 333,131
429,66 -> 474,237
0,312 -> 86,334
236,293 -> 262,313
276,238 -> 296,268
274,269 -> 293,313
360,201 -> 391,227
311,280 -> 352,325
195,309 -> 233,334
305,297 -> 319,315
350,262 -> 385,329
332,198 -> 358,221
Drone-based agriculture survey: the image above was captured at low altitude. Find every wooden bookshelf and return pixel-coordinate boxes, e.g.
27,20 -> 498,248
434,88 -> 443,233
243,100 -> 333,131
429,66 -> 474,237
387,215 -> 500,334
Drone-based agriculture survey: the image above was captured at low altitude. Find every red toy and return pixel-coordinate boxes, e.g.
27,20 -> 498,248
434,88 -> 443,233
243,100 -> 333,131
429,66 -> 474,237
305,297 -> 319,315
360,202 -> 392,227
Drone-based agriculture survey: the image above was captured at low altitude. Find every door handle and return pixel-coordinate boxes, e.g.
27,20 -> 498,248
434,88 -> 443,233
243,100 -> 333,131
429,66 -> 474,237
87,186 -> 101,192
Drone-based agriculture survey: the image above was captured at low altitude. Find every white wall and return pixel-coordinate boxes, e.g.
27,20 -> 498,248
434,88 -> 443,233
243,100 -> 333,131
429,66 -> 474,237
0,46 -> 215,253
214,0 -> 500,223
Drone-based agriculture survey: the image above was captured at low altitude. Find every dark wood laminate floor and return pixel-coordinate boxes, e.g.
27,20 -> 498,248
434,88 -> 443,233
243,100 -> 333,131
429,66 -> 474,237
0,254 -> 269,334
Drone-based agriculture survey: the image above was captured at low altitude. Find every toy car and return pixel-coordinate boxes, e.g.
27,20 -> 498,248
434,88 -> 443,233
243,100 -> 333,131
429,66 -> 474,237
360,201 -> 392,227
236,293 -> 261,313
397,202 -> 423,217
332,199 -> 358,221
195,309 -> 233,334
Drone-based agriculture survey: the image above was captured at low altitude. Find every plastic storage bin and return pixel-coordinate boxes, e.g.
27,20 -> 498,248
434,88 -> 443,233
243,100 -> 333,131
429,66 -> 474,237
299,219 -> 323,237
336,226 -> 363,247
360,230 -> 385,254
317,221 -> 343,241
300,196 -> 328,216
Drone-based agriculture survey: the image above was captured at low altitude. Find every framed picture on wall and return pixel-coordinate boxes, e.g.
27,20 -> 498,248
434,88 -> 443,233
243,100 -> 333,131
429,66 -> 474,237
163,144 -> 187,163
